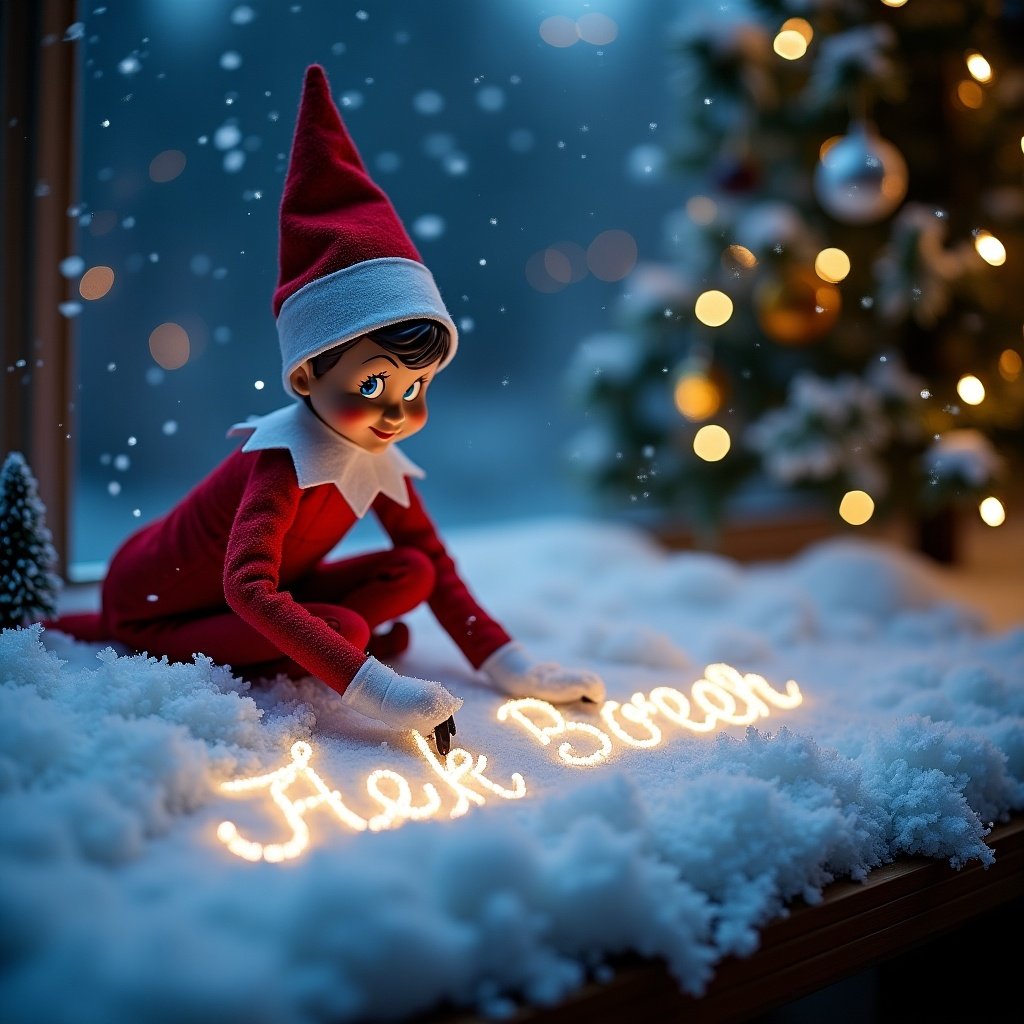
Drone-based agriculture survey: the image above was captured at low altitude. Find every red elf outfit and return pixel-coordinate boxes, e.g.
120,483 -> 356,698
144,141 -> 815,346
47,65 -> 604,738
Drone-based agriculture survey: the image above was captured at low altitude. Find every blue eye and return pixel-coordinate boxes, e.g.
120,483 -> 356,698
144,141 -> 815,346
359,375 -> 385,398
403,380 -> 422,402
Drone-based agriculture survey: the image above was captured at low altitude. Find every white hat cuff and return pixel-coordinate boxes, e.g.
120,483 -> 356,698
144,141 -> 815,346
276,256 -> 459,397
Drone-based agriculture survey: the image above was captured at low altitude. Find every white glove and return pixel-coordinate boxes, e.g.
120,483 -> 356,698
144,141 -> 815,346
341,657 -> 463,733
481,642 -> 605,704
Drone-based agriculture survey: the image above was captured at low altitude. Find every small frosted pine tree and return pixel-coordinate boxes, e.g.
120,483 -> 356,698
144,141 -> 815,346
0,452 -> 62,629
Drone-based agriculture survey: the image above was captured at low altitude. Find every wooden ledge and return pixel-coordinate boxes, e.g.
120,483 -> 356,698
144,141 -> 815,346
429,816 -> 1024,1024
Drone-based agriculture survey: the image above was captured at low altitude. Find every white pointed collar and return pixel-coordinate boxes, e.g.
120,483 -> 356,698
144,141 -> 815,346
227,401 -> 425,518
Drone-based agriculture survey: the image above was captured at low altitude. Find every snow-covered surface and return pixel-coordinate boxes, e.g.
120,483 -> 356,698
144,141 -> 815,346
2,518 -> 1022,1023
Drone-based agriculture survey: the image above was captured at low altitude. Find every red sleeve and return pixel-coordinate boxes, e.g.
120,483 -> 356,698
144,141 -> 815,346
223,449 -> 367,691
373,480 -> 512,669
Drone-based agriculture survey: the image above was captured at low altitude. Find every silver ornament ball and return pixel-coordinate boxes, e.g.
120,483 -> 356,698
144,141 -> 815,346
814,123 -> 908,224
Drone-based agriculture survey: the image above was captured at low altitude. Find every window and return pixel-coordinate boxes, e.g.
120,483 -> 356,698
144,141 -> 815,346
3,1 -> 677,581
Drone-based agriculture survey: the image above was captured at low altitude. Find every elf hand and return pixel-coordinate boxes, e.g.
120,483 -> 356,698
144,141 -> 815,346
341,656 -> 463,735
481,641 -> 605,705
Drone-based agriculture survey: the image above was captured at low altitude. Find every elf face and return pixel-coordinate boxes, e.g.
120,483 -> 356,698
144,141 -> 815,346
290,336 -> 439,454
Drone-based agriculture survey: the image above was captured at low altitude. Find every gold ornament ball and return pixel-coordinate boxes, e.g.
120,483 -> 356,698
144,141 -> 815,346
756,267 -> 841,345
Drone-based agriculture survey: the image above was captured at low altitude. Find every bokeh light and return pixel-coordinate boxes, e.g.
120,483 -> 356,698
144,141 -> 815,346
674,372 -> 721,421
544,248 -> 573,285
957,80 -> 984,109
149,149 -> 187,183
979,496 -> 1006,527
998,348 -> 1022,382
685,195 -> 717,225
814,247 -> 851,283
411,214 -> 445,241
818,136 -> 842,159
839,490 -> 875,526
782,18 -> 813,41
539,16 -> 578,47
773,30 -> 808,60
974,231 -> 1006,266
576,13 -> 618,45
694,290 -> 734,327
966,51 -> 993,83
79,265 -> 114,300
544,242 -> 588,285
148,322 -> 191,370
693,424 -> 731,462
723,244 -> 758,270
956,374 -> 986,405
586,230 -> 637,282
413,90 -> 445,115
525,252 -> 562,293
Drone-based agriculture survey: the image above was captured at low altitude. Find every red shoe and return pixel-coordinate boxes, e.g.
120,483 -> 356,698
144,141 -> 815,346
366,621 -> 410,661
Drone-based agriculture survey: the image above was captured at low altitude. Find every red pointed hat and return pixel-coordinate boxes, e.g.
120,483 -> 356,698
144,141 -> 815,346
274,64 -> 458,396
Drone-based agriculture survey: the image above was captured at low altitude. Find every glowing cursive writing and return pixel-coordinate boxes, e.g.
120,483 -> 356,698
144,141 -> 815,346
217,736 -> 526,862
217,664 -> 802,861
497,663 -> 802,766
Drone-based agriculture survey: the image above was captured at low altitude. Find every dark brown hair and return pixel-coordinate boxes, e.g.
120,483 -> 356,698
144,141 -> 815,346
309,319 -> 450,378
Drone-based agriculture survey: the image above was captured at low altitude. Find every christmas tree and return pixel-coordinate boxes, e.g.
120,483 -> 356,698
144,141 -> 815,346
0,452 -> 62,629
566,0 -> 1023,554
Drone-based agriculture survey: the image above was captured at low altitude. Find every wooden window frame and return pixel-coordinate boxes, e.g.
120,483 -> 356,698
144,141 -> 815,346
1,0 -> 79,577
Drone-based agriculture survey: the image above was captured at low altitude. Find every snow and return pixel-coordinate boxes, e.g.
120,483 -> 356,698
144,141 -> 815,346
2,518 -> 1022,1022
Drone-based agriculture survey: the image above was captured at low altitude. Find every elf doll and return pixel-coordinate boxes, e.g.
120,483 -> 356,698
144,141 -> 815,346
46,65 -> 605,752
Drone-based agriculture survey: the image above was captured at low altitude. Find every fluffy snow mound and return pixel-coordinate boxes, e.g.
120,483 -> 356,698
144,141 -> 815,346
1,522 -> 1021,1023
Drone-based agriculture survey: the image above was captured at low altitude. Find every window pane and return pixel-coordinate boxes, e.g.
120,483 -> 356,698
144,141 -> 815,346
70,0 -> 675,579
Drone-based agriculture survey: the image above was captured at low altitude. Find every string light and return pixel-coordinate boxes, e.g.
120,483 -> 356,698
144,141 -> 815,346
781,18 -> 813,43
974,231 -> 1006,266
814,248 -> 851,283
773,29 -> 808,60
693,424 -> 731,461
694,290 -> 733,327
674,371 -> 721,421
956,374 -> 986,405
965,51 -> 993,83
839,490 -> 875,525
979,496 -> 1006,527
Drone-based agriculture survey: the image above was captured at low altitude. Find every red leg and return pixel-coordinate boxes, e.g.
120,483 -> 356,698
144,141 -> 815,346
40,612 -> 110,642
110,601 -> 371,677
294,546 -> 435,631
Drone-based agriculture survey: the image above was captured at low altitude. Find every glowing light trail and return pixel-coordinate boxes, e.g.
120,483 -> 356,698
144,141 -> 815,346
218,664 -> 803,861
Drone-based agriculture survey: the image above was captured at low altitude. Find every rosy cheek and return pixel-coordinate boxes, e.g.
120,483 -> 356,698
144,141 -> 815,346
326,400 -> 371,427
405,407 -> 428,430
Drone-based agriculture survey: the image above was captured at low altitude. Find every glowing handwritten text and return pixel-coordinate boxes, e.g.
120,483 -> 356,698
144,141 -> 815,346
217,664 -> 803,861
498,663 -> 803,766
217,735 -> 526,862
